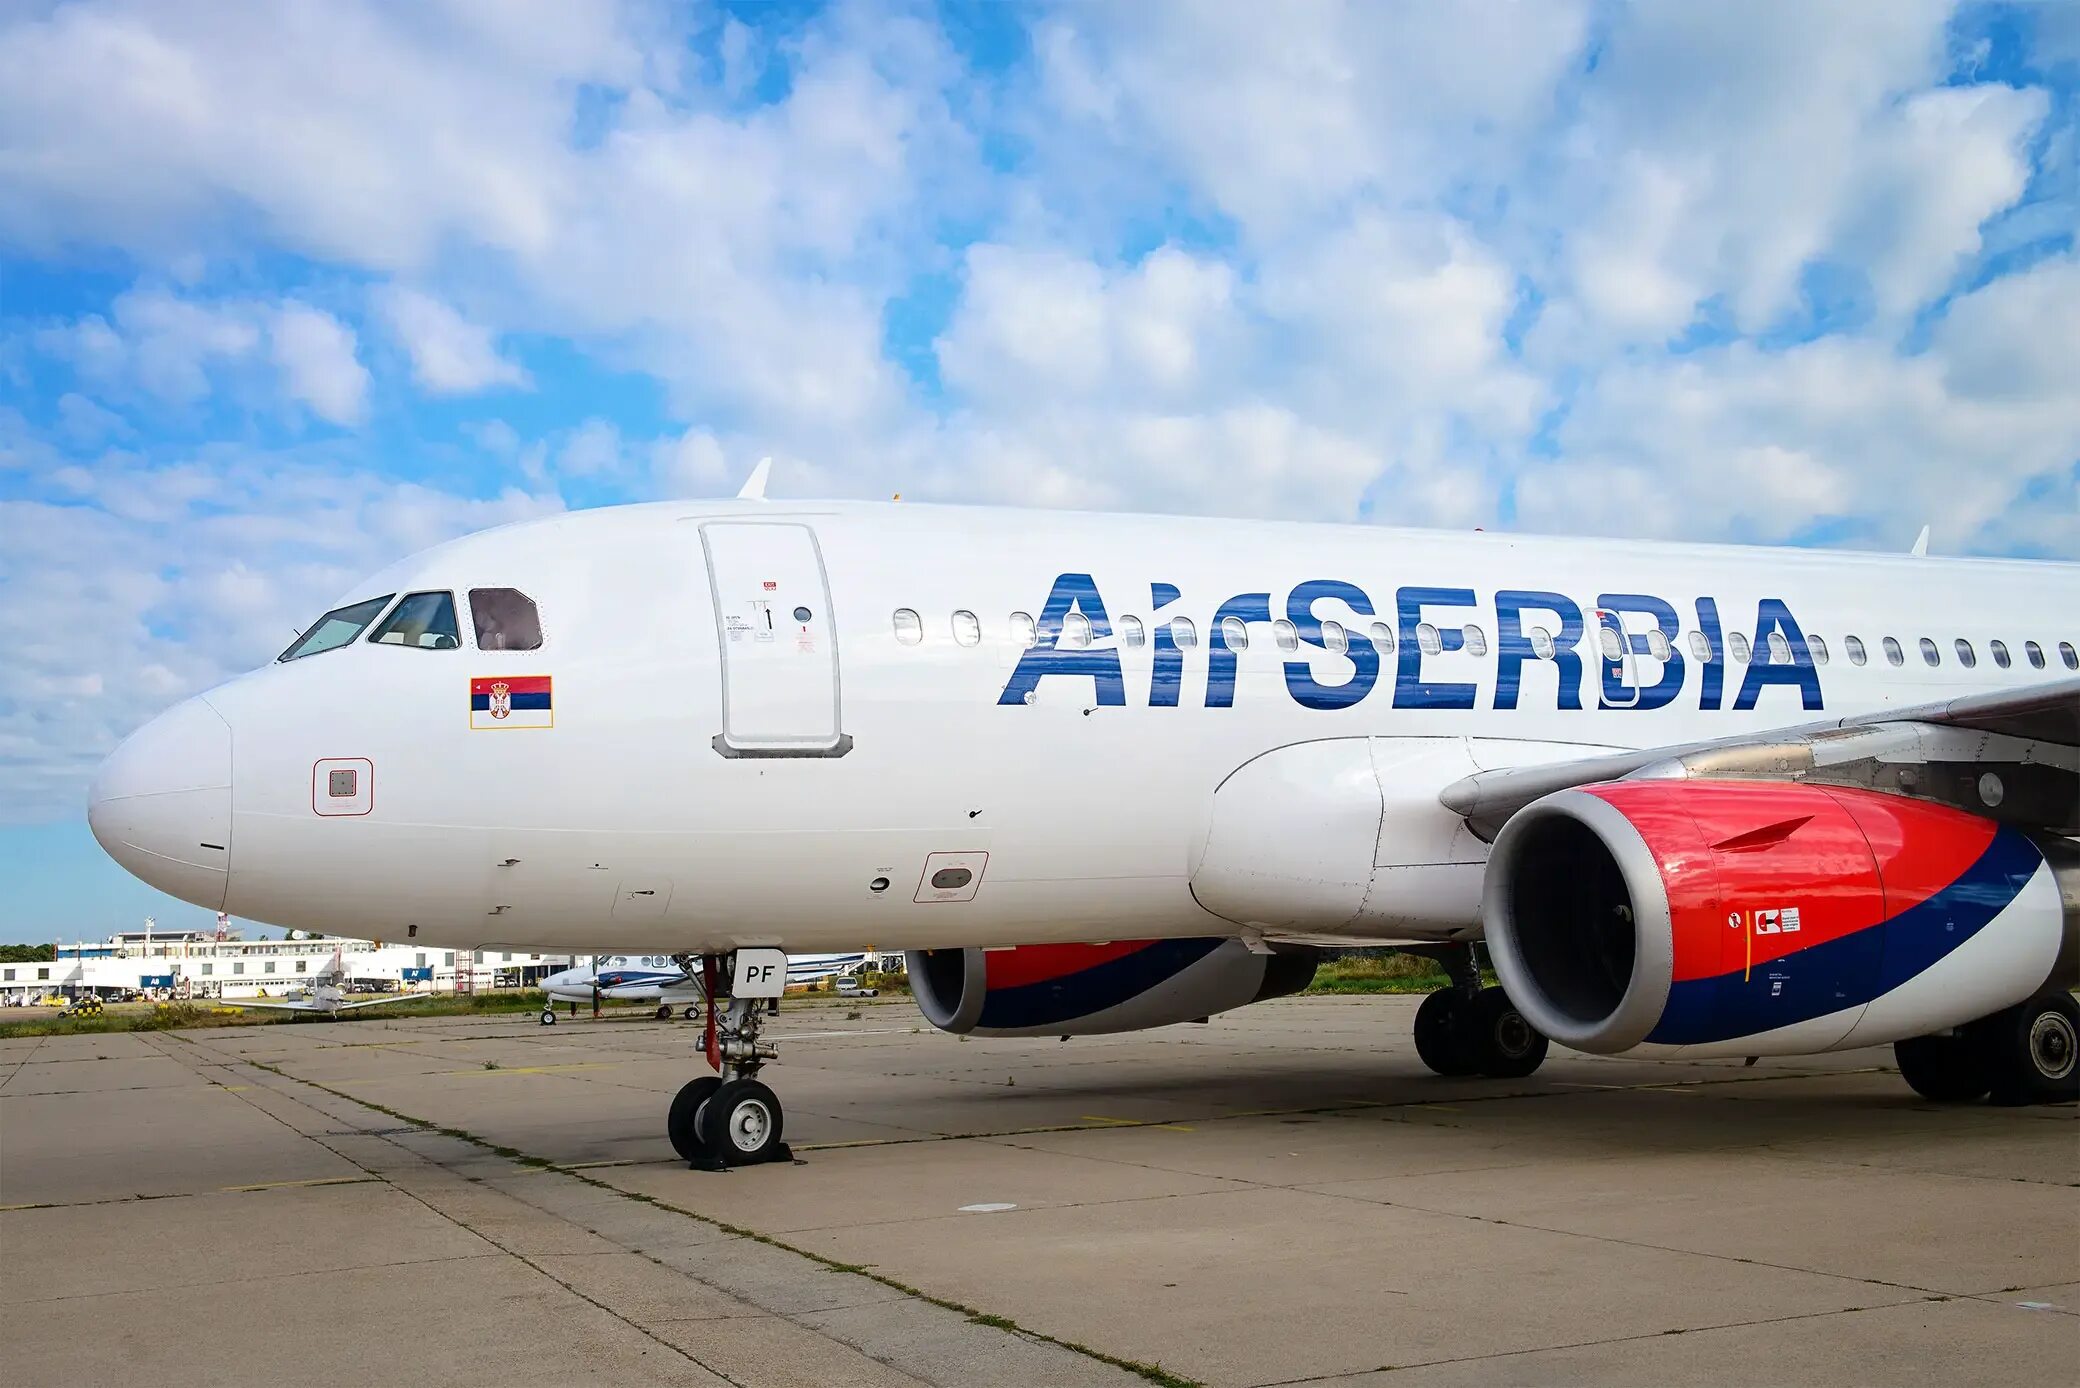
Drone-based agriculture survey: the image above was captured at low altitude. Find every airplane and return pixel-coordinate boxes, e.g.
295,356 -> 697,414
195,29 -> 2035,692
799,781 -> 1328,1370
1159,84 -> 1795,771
539,951 -> 877,1024
85,490 -> 2079,1169
211,948 -> 430,1018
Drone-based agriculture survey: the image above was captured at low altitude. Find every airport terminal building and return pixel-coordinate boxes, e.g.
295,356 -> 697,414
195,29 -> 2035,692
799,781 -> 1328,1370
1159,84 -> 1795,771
2,927 -> 573,1002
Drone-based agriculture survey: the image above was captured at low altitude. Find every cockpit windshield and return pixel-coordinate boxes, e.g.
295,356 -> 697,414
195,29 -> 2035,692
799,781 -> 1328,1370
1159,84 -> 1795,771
368,591 -> 461,650
278,595 -> 395,662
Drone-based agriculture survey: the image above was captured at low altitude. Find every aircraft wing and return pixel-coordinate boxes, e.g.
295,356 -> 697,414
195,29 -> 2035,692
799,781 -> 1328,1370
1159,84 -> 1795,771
216,997 -> 323,1012
1439,676 -> 2080,839
329,993 -> 427,1011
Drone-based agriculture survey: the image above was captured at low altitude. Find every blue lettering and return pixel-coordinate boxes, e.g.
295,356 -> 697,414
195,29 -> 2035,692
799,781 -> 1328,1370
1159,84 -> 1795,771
1695,597 -> 1724,710
1394,586 -> 1478,710
1597,593 -> 1685,711
1735,598 -> 1824,711
1149,582 -> 1183,708
998,573 -> 1126,707
1493,590 -> 1584,711
1284,580 -> 1380,710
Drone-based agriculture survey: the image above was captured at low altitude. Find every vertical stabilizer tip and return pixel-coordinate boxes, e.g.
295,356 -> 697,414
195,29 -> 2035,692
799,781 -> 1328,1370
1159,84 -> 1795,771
1910,524 -> 1930,557
736,457 -> 773,501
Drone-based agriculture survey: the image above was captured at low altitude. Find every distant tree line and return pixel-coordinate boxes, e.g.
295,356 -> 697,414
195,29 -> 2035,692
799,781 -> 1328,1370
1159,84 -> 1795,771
0,943 -> 56,963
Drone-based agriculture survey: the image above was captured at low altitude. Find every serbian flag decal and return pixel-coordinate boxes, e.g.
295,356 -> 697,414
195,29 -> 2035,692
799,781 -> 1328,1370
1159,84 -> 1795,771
470,675 -> 553,730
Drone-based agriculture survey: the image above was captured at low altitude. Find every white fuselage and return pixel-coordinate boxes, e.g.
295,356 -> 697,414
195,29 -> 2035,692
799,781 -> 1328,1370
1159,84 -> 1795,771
88,501 -> 2080,957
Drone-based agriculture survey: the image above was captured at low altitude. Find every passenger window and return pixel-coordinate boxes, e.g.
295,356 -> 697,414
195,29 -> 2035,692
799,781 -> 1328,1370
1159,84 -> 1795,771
1530,626 -> 1555,660
1809,635 -> 1829,665
1644,629 -> 1670,662
1369,621 -> 1395,654
1170,617 -> 1198,649
1009,612 -> 1036,648
2062,642 -> 2078,670
1597,626 -> 1622,661
2025,640 -> 2045,668
1321,620 -> 1348,654
469,588 -> 543,651
1882,637 -> 1904,666
1062,612 -> 1092,649
1463,624 -> 1489,658
1919,637 -> 1940,667
1766,632 -> 1791,664
893,609 -> 923,645
1845,635 -> 1867,666
1417,623 -> 1443,656
952,610 -> 981,646
1727,631 -> 1751,663
1989,639 -> 2010,669
369,592 -> 460,649
1119,615 -> 1146,648
1218,616 -> 1249,651
1688,630 -> 1714,663
1954,638 -> 1976,669
1272,619 -> 1299,652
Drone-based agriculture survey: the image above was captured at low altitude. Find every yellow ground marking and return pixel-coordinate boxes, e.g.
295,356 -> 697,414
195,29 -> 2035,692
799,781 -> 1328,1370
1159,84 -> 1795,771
220,1176 -> 374,1193
215,1084 -> 251,1092
1079,1114 -> 1195,1132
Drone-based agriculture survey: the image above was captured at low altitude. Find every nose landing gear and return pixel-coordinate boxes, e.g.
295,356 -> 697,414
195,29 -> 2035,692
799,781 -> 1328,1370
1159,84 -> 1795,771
665,952 -> 794,1170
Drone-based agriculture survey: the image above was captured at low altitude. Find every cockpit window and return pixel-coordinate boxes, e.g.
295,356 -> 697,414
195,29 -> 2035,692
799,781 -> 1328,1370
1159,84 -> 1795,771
278,595 -> 395,662
368,592 -> 461,650
469,588 -> 543,651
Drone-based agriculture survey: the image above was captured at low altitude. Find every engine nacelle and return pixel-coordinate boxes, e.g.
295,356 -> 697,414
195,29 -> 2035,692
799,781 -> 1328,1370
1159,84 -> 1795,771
905,938 -> 1319,1038
1483,781 -> 2070,1057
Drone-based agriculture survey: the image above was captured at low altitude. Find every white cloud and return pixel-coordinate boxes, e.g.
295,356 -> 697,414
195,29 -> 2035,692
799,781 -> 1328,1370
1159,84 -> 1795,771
1522,256 -> 2080,553
376,287 -> 530,394
268,303 -> 369,426
0,448 -> 561,823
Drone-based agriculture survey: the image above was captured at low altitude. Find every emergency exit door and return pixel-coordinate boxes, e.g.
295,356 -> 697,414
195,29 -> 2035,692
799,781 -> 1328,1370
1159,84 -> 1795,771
701,521 -> 850,757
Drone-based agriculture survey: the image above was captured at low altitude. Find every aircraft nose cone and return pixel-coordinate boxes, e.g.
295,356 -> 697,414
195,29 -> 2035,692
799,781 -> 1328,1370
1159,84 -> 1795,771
88,696 -> 233,911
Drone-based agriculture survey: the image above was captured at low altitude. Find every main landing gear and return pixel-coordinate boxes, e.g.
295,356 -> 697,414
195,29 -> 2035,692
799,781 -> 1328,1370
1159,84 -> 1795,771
1895,989 -> 2079,1107
665,953 -> 793,1170
1408,944 -> 1550,1080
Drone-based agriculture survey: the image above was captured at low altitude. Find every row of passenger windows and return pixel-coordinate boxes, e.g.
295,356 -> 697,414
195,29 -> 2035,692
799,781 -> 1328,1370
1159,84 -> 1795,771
278,587 -> 543,661
889,609 -> 2080,671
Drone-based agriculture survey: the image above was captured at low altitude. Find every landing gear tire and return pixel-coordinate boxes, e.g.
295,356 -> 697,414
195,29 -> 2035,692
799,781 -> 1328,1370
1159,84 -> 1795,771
539,1008 -> 557,1026
656,1004 -> 673,1022
1461,987 -> 1549,1079
699,1078 -> 786,1166
1414,990 -> 1475,1076
682,1005 -> 702,1022
1893,1033 -> 1988,1103
668,1076 -> 723,1163
1975,991 -> 2080,1106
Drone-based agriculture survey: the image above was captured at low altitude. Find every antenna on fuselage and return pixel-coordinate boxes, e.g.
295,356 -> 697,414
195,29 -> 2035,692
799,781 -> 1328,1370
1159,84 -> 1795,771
1909,525 -> 1930,557
736,457 -> 773,501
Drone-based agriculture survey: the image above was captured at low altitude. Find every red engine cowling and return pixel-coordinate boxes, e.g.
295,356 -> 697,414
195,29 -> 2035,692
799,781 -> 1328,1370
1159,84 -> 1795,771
1482,781 -> 2069,1056
906,938 -> 1319,1037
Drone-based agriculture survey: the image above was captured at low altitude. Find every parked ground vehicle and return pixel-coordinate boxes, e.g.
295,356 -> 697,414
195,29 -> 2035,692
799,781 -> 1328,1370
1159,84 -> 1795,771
835,976 -> 877,998
61,995 -> 104,1018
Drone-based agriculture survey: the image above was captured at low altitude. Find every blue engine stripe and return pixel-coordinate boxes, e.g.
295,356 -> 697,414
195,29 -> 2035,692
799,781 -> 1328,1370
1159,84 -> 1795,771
976,938 -> 1227,1031
1645,826 -> 2043,1046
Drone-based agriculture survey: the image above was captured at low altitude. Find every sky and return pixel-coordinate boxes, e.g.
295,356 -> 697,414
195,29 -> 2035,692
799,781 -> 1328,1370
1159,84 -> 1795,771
0,0 -> 2076,942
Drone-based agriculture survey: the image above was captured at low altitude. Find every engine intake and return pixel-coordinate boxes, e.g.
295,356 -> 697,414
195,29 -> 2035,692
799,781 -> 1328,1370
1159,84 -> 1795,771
906,937 -> 1318,1037
1483,781 -> 2068,1056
